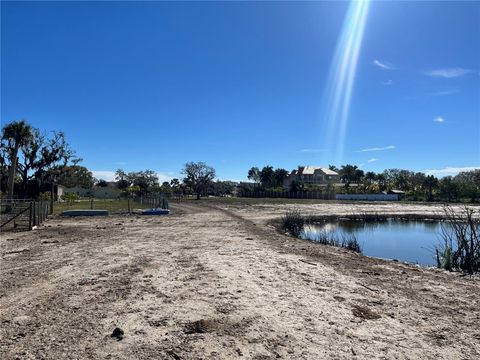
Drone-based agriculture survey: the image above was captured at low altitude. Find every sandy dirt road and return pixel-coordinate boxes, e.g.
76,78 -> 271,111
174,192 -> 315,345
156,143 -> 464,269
1,201 -> 479,359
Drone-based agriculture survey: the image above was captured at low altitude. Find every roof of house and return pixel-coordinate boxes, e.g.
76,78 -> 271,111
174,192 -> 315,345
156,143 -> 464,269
388,189 -> 406,194
321,168 -> 339,176
296,166 -> 339,176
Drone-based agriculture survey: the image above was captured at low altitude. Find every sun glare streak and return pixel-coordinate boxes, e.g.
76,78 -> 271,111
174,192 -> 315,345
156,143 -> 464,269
321,0 -> 370,165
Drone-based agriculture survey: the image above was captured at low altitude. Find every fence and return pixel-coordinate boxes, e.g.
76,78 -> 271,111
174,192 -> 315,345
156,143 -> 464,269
239,190 -> 335,200
53,195 -> 169,215
0,199 -> 50,231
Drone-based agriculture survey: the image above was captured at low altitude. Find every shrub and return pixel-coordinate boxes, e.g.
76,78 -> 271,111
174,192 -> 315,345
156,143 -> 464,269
38,191 -> 51,201
436,205 -> 480,273
281,209 -> 305,237
341,235 -> 362,253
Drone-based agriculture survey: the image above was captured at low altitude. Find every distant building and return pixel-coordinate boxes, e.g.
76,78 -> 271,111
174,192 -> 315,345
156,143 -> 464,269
283,166 -> 340,189
387,189 -> 406,199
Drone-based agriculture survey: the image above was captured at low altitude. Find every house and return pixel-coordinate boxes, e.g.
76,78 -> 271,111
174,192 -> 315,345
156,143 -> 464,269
283,166 -> 340,188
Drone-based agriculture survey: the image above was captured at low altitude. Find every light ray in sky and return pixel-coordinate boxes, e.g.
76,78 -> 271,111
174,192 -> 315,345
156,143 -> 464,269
321,0 -> 370,165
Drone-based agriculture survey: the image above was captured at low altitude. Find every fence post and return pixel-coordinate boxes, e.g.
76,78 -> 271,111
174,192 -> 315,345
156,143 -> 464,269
29,202 -> 33,230
128,197 -> 131,214
32,201 -> 36,227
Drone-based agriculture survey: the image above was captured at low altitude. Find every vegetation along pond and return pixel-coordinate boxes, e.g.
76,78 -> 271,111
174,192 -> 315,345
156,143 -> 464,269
300,220 -> 446,266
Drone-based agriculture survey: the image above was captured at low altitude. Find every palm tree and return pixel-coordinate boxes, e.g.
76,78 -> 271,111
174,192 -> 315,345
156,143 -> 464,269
339,164 -> 364,189
2,120 -> 32,200
423,175 -> 439,202
247,167 -> 260,185
365,171 -> 376,185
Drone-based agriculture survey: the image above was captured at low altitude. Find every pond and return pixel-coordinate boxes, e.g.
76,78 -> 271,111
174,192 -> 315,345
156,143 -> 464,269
300,220 -> 445,266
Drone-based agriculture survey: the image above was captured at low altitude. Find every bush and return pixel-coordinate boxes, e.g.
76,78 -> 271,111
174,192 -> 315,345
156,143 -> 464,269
436,205 -> 480,273
281,209 -> 305,237
38,191 -> 51,201
341,235 -> 362,253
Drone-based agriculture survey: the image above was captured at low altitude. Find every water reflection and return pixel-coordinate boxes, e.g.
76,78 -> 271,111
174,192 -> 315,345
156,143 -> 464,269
300,220 -> 445,266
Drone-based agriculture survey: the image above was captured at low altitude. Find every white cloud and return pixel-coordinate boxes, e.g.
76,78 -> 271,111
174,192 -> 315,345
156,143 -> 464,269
423,166 -> 480,177
300,148 -> 328,153
91,171 -> 116,181
91,170 -> 176,183
381,79 -> 393,86
433,116 -> 445,123
373,59 -> 395,70
157,172 -> 175,183
367,158 -> 379,163
360,145 -> 395,152
424,68 -> 471,78
428,89 -> 459,97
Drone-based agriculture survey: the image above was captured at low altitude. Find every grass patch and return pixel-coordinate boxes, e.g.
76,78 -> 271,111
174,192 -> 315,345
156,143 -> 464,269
306,230 -> 362,253
53,199 -> 152,215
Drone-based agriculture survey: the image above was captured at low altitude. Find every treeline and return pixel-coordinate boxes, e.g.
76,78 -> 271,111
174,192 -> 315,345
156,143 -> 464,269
332,165 -> 480,203
1,120 -> 234,200
0,119 -> 94,199
114,163 -> 235,199
246,166 -> 290,190
243,164 -> 480,202
3,119 -> 478,203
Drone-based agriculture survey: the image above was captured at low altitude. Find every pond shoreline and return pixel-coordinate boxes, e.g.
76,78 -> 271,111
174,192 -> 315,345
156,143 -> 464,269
269,209 -> 478,274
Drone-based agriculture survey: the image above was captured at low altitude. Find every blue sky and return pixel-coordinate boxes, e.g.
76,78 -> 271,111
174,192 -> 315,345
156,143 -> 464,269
2,1 -> 479,181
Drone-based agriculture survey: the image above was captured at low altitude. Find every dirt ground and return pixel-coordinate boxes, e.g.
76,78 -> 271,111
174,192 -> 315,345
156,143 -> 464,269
1,200 -> 479,359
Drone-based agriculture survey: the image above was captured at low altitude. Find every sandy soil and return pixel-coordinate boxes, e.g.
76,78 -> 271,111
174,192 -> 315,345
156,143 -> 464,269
1,201 -> 479,359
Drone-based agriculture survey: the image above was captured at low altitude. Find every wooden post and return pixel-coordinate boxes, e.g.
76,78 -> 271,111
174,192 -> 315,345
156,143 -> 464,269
91,198 -> 94,210
32,202 -> 36,227
29,202 -> 33,230
50,184 -> 54,215
128,197 -> 131,214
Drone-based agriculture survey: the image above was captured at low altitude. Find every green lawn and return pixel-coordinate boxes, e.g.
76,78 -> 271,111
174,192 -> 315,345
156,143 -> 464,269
53,199 -> 154,215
